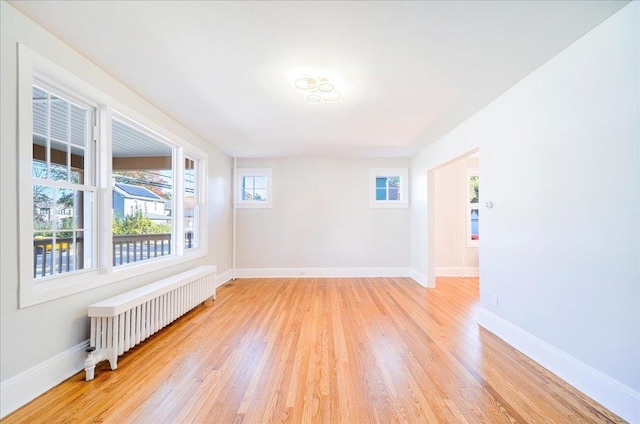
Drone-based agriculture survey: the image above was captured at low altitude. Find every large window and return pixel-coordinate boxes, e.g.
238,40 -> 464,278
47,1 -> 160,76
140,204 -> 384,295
111,116 -> 174,267
18,45 -> 207,307
369,168 -> 409,208
31,81 -> 96,279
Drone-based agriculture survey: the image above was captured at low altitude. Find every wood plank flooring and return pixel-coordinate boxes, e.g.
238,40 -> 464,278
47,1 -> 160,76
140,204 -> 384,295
3,277 -> 624,423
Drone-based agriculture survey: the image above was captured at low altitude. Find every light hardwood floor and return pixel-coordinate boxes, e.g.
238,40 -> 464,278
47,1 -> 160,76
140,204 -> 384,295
3,277 -> 624,423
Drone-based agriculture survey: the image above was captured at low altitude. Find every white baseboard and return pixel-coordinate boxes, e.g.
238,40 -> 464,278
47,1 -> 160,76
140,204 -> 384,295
435,266 -> 461,276
215,269 -> 233,288
435,266 -> 479,277
0,339 -> 89,419
233,267 -> 411,279
463,267 -> 479,277
410,268 -> 430,287
479,308 -> 640,423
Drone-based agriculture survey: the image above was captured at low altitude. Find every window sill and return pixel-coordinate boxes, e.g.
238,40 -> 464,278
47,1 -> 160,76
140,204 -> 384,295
235,202 -> 273,209
20,249 -> 208,308
369,201 -> 409,209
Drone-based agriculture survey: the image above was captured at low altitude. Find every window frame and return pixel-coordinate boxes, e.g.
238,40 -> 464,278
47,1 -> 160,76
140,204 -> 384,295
369,168 -> 409,208
467,168 -> 479,247
183,155 -> 203,251
18,44 -> 208,308
30,77 -> 99,282
235,168 -> 273,208
110,112 -> 179,270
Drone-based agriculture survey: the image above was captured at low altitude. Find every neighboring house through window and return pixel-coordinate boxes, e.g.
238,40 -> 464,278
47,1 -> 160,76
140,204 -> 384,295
369,168 -> 409,208
111,116 -> 174,267
112,183 -> 169,223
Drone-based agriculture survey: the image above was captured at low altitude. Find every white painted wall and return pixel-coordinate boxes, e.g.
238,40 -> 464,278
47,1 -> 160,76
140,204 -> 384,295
434,159 -> 465,271
0,1 -> 233,415
433,155 -> 479,276
235,158 -> 410,273
411,2 -> 639,420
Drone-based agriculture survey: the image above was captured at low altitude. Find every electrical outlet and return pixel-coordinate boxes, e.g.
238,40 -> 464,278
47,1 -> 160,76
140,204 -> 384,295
491,293 -> 499,307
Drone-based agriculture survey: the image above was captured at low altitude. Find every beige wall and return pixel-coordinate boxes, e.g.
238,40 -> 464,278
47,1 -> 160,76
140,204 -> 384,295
433,155 -> 478,276
236,157 -> 410,271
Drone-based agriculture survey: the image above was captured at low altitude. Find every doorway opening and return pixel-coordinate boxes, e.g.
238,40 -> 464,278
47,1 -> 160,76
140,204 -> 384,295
427,149 -> 479,286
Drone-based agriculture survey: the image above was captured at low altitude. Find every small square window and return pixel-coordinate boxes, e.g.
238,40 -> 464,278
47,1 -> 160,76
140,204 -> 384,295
236,168 -> 273,208
369,168 -> 408,208
241,175 -> 268,201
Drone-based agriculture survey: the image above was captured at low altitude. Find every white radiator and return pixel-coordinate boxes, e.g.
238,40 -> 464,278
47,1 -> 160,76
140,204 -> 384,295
84,265 -> 216,380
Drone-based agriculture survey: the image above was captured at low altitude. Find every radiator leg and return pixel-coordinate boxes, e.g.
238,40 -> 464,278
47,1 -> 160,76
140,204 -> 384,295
85,364 -> 95,381
84,350 -> 107,381
108,356 -> 118,371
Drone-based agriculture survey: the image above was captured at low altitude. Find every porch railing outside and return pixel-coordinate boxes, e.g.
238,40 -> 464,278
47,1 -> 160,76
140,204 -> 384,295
33,237 -> 79,278
112,233 -> 171,266
32,235 -> 171,277
33,232 -> 196,277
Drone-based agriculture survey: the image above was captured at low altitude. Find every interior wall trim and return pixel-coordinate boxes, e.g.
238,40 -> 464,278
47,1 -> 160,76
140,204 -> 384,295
479,308 -> 640,423
233,267 -> 412,279
0,340 -> 89,419
434,266 -> 479,277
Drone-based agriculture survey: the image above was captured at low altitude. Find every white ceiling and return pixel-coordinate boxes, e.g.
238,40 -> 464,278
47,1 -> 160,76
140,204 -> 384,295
10,1 -> 628,158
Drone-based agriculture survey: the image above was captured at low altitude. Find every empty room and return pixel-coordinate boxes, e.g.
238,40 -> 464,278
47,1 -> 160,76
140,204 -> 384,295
1,1 -> 638,423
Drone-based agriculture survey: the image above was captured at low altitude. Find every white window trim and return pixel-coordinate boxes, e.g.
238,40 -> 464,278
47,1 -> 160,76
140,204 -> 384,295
183,153 -> 205,252
235,168 -> 273,208
111,112 -> 182,260
369,168 -> 409,208
467,168 -> 479,248
30,76 -> 100,285
18,43 -> 208,308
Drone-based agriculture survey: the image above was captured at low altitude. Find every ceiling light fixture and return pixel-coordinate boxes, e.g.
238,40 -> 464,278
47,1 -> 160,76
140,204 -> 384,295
294,77 -> 341,104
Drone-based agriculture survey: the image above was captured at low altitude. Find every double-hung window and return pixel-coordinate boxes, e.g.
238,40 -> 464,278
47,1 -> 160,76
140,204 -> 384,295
31,80 -> 97,279
18,44 -> 207,307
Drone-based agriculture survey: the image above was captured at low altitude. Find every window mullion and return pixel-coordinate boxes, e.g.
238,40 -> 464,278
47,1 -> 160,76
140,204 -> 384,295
387,177 -> 391,201
46,92 -> 52,180
175,148 -> 184,256
98,105 -> 113,274
31,178 -> 96,191
66,101 -> 71,183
